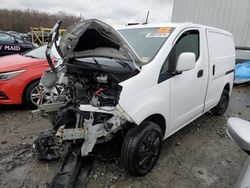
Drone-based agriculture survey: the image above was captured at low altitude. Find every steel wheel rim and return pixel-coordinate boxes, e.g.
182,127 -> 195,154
137,130 -> 161,171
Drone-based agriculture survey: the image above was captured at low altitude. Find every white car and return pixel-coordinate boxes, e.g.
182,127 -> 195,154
37,19 -> 235,176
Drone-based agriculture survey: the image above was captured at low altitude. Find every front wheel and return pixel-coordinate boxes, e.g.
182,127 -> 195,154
24,80 -> 51,108
121,121 -> 163,176
211,89 -> 229,116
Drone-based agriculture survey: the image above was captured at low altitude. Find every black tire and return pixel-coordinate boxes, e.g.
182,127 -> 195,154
211,89 -> 229,116
121,121 -> 163,176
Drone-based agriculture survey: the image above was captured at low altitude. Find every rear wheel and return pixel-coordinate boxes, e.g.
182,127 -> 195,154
211,89 -> 229,116
121,121 -> 163,176
24,80 -> 51,108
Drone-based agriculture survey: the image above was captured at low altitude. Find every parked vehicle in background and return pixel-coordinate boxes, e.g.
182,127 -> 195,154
7,31 -> 31,42
227,117 -> 250,188
35,19 -> 236,176
0,44 -> 59,107
0,31 -> 35,56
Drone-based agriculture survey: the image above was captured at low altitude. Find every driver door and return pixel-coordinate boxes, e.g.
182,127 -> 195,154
168,29 -> 208,133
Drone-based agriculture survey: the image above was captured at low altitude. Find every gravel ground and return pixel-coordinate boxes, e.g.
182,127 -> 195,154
0,85 -> 249,188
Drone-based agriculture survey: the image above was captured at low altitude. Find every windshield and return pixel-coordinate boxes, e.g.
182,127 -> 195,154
24,43 -> 60,59
118,27 -> 173,63
24,45 -> 47,59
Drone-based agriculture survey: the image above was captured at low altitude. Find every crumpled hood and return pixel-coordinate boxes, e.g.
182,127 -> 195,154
0,54 -> 45,72
59,19 -> 142,66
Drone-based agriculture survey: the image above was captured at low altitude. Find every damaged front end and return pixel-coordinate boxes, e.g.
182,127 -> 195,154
33,19 -> 140,159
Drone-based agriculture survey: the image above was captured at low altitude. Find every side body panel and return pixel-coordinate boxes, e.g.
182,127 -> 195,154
204,30 -> 235,111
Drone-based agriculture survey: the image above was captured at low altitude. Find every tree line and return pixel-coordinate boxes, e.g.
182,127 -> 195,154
0,9 -> 82,33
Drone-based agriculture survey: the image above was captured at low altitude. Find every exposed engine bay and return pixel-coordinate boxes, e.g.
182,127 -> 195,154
33,19 -> 140,160
33,65 -> 133,187
55,71 -> 122,107
37,60 -> 137,158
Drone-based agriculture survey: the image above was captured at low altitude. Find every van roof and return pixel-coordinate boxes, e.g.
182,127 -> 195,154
115,22 -> 232,36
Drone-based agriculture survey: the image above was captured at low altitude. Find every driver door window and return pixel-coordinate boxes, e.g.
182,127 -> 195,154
159,30 -> 199,83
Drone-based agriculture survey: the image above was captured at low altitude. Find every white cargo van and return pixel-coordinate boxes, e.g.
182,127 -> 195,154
38,20 -> 235,176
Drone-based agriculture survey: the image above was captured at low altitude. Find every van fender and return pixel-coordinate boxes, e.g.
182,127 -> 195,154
118,98 -> 169,128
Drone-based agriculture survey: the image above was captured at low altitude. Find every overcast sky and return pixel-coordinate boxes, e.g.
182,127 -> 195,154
1,0 -> 173,25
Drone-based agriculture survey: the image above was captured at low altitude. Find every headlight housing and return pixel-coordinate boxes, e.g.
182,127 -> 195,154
116,104 -> 134,122
0,70 -> 26,80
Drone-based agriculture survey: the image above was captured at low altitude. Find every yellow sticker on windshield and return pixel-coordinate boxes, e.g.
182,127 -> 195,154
157,27 -> 171,33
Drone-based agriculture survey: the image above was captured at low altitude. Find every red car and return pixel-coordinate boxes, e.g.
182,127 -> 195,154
0,45 -> 54,107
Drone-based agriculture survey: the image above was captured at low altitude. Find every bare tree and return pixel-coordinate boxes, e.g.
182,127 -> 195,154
0,9 -> 82,32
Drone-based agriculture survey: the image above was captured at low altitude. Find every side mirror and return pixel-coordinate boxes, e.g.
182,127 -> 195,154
176,52 -> 196,72
227,117 -> 250,155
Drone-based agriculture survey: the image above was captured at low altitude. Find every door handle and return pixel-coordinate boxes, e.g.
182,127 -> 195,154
212,65 -> 215,76
197,69 -> 203,78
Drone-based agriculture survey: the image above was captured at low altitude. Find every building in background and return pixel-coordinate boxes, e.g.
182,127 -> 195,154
172,0 -> 250,61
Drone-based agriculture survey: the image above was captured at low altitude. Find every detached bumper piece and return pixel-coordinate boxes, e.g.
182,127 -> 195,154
47,146 -> 93,188
33,132 -> 60,161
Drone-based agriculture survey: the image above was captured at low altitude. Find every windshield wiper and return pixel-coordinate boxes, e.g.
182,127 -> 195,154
115,59 -> 133,71
24,54 -> 37,58
93,58 -> 102,69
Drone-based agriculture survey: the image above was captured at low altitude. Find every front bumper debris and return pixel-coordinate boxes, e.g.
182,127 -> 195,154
47,146 -> 94,188
33,132 -> 60,161
31,103 -> 66,117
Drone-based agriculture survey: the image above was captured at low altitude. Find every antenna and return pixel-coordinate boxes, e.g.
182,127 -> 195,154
143,11 -> 150,25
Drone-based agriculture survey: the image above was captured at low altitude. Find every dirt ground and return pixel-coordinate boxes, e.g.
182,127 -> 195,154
0,85 -> 249,188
